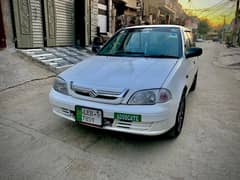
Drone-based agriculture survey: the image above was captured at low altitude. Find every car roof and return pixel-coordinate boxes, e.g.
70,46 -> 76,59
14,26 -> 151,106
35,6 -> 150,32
124,25 -> 190,32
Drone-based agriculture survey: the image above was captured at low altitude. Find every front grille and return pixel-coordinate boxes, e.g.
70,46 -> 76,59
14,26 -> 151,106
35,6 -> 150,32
70,83 -> 128,101
97,95 -> 117,100
74,90 -> 118,100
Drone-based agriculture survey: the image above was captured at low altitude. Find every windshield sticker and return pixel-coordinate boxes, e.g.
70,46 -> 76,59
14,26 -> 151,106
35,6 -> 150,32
142,28 -> 153,32
169,33 -> 178,38
170,28 -> 178,32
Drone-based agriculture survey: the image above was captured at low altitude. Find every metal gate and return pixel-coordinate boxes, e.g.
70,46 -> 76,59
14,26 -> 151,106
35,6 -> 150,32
13,0 -> 74,48
55,0 -> 74,46
13,0 -> 44,48
44,0 -> 56,46
44,0 -> 74,46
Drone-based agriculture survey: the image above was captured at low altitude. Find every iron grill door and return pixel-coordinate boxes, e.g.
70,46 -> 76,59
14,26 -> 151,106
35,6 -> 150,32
31,0 -> 44,47
43,0 -> 56,46
55,0 -> 74,46
12,0 -> 44,48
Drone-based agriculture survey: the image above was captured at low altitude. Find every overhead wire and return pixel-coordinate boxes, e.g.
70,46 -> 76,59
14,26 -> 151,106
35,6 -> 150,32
182,0 -> 235,25
184,0 -> 226,11
197,3 -> 235,17
185,0 -> 231,15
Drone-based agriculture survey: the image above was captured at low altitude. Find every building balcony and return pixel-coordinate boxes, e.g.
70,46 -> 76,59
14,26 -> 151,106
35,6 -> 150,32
159,0 -> 175,14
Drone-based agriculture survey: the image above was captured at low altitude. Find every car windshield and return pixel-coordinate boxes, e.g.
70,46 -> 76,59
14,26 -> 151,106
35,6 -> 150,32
98,27 -> 182,58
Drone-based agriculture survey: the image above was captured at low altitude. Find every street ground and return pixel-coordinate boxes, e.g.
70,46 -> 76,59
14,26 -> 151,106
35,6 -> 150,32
0,42 -> 240,180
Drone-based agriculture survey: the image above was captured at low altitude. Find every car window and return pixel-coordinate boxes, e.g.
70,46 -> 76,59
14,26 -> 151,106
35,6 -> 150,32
98,27 -> 182,58
124,31 -> 147,53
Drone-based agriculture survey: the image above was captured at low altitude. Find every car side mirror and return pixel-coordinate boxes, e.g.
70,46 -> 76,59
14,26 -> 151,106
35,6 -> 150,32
185,47 -> 203,58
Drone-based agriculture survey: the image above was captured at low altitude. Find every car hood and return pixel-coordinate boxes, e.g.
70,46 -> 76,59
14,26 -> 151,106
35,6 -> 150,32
60,56 -> 177,90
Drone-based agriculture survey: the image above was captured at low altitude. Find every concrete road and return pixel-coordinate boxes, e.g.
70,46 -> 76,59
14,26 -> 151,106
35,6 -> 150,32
0,42 -> 240,180
0,48 -> 55,91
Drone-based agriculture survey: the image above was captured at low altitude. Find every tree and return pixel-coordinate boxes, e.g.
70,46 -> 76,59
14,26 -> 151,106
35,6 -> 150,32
198,20 -> 211,35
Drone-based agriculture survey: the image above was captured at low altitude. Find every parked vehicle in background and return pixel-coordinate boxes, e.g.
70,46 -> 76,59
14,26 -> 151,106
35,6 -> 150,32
49,25 -> 203,137
212,37 -> 219,42
196,38 -> 204,42
225,35 -> 235,48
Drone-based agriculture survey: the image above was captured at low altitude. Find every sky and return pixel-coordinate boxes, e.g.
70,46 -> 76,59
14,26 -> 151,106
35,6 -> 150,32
178,0 -> 236,27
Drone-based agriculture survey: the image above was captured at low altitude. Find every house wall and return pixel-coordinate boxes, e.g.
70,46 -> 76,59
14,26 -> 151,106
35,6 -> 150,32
1,0 -> 14,48
126,0 -> 136,9
1,0 -> 113,47
108,0 -> 112,34
143,0 -> 185,25
91,0 -> 98,43
90,0 -> 112,43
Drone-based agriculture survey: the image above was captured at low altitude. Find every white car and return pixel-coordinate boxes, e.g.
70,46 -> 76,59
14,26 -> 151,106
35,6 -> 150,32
49,25 -> 202,137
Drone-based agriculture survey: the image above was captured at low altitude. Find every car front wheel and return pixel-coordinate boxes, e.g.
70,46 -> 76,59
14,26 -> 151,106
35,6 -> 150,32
190,72 -> 198,92
167,94 -> 186,138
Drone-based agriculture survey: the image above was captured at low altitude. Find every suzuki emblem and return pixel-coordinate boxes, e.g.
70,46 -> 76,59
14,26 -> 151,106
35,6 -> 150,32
89,89 -> 98,98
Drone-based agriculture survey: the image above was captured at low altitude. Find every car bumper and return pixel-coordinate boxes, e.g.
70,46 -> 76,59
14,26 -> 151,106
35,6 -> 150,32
49,89 -> 178,136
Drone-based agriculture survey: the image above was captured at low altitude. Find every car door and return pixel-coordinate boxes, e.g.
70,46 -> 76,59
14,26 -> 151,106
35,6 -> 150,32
183,30 -> 197,90
186,31 -> 198,76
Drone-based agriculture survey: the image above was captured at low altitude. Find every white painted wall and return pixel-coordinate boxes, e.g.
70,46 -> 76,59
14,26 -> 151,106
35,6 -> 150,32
98,15 -> 107,33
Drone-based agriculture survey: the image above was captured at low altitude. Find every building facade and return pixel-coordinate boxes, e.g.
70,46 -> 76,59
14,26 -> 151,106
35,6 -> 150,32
124,0 -> 137,24
143,0 -> 186,25
0,0 -> 192,49
0,0 -> 114,49
111,0 -> 137,32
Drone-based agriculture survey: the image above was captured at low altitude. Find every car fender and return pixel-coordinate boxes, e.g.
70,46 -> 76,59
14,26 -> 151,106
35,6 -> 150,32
161,59 -> 188,114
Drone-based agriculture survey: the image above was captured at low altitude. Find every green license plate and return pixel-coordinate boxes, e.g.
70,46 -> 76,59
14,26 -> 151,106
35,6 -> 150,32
114,112 -> 141,122
75,106 -> 102,126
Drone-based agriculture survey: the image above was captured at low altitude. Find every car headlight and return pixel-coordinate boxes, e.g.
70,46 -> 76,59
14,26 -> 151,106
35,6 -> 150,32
53,77 -> 69,95
128,89 -> 172,105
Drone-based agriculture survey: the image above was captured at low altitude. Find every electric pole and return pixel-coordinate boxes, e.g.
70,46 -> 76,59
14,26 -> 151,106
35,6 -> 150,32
235,0 -> 239,25
222,15 -> 226,41
233,0 -> 239,45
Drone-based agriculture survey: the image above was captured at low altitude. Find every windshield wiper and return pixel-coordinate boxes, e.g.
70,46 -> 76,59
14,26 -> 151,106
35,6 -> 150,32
144,54 -> 179,58
113,51 -> 145,55
103,51 -> 145,56
124,51 -> 145,54
101,52 -> 179,58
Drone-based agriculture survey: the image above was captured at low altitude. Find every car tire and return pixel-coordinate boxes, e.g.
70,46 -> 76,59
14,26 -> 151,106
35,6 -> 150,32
167,94 -> 186,138
190,72 -> 198,92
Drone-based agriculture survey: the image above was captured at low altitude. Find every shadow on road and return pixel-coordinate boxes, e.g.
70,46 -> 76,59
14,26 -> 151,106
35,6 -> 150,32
48,117 -> 175,152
